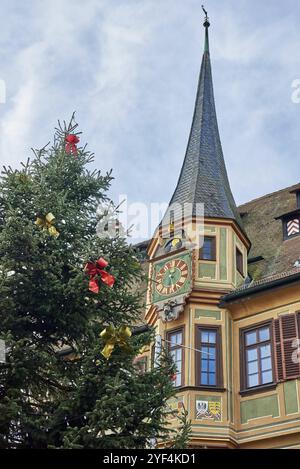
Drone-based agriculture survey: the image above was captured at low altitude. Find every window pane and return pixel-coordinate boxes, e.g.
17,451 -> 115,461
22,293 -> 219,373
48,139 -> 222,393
203,238 -> 213,260
261,357 -> 272,372
201,359 -> 208,372
201,331 -> 209,343
175,361 -> 182,372
208,373 -> 216,385
246,331 -> 257,346
209,360 -> 216,373
208,332 -> 216,344
201,346 -> 209,357
176,349 -> 182,362
248,360 -> 258,374
247,348 -> 257,361
176,332 -> 182,345
174,373 -> 181,387
248,373 -> 259,387
262,370 -> 273,384
170,334 -> 176,346
259,327 -> 270,342
260,344 -> 271,358
201,373 -> 208,385
201,331 -> 216,344
171,349 -> 182,364
208,347 -> 216,359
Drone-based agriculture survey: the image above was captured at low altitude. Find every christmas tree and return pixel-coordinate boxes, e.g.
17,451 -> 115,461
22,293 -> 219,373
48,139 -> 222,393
0,117 -> 189,449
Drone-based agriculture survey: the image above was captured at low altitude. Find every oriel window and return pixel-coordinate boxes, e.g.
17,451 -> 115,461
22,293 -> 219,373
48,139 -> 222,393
167,329 -> 184,387
196,326 -> 222,388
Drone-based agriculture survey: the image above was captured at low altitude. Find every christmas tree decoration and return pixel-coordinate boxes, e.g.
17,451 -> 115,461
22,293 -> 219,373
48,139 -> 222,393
99,325 -> 132,360
35,212 -> 59,238
65,134 -> 80,155
84,257 -> 115,293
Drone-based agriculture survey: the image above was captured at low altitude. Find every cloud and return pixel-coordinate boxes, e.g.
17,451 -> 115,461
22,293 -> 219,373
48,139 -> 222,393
0,0 -> 299,211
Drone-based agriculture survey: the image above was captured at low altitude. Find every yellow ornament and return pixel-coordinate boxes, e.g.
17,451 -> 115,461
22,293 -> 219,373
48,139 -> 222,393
35,212 -> 59,238
99,325 -> 132,360
171,238 -> 181,248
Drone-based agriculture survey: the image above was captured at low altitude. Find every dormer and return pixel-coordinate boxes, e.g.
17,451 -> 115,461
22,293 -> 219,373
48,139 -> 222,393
276,188 -> 300,240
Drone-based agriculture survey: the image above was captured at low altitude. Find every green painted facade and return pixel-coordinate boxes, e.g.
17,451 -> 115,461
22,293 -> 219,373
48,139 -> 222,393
284,381 -> 299,415
198,262 -> 216,279
240,395 -> 279,424
219,228 -> 227,280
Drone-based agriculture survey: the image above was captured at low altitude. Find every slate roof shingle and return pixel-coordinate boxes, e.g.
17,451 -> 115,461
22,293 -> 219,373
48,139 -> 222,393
238,183 -> 300,283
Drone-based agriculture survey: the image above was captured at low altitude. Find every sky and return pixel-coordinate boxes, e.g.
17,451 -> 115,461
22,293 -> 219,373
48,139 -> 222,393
0,0 -> 300,223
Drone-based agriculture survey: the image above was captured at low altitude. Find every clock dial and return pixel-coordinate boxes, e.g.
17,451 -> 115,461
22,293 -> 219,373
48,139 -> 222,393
155,258 -> 189,296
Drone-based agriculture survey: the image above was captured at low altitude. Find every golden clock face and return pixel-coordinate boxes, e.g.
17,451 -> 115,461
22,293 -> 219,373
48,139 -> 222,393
155,258 -> 189,297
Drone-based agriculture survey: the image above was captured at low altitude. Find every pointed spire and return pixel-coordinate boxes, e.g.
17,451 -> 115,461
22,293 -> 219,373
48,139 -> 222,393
167,9 -> 244,231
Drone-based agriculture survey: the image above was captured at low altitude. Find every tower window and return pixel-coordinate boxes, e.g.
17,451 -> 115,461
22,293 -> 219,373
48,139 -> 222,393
236,248 -> 244,276
199,236 -> 216,261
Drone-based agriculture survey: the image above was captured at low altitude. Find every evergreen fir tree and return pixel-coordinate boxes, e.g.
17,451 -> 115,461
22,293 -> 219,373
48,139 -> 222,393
0,116 -> 189,449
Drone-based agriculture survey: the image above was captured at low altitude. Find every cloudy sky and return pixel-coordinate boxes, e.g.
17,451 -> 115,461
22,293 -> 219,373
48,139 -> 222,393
0,0 -> 300,218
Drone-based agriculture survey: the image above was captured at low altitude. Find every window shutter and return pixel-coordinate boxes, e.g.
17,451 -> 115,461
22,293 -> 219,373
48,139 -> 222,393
274,314 -> 300,381
274,319 -> 284,381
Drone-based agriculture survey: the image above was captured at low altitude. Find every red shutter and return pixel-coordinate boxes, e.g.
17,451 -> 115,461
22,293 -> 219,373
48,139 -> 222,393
274,314 -> 300,381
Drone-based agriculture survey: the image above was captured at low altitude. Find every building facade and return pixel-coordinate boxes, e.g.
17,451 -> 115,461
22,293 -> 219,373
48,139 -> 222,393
139,15 -> 300,449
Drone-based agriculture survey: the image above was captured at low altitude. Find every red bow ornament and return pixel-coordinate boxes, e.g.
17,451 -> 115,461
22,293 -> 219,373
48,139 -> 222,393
65,134 -> 80,155
84,257 -> 115,294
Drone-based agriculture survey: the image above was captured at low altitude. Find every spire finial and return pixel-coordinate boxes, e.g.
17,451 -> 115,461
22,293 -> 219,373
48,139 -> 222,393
202,5 -> 210,28
202,5 -> 210,53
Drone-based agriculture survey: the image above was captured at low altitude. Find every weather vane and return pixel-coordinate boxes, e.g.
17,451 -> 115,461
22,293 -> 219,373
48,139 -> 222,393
202,5 -> 210,27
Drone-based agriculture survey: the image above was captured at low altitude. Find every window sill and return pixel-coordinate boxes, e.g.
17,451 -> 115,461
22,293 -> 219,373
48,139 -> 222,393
239,382 -> 277,397
178,385 -> 226,393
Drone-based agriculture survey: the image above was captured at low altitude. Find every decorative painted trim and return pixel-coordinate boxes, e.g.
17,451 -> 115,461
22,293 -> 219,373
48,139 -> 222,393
194,309 -> 221,320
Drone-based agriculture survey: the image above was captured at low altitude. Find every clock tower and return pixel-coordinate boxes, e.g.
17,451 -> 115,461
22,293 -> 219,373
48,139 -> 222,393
144,11 -> 251,448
